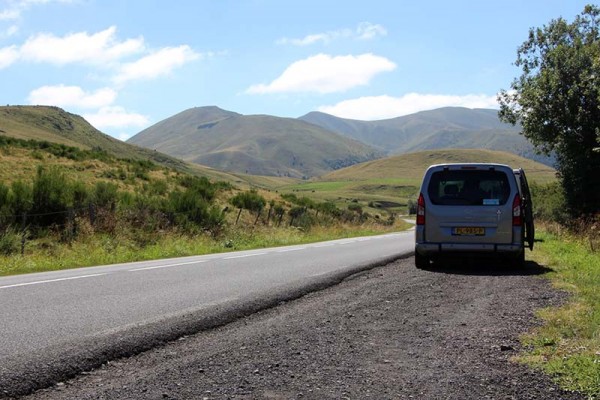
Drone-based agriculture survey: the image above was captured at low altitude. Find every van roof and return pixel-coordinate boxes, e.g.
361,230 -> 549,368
426,163 -> 513,171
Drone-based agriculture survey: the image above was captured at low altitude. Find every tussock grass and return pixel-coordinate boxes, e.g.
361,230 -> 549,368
519,228 -> 600,397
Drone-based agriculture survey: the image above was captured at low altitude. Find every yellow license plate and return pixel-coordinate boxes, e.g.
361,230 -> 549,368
453,227 -> 485,236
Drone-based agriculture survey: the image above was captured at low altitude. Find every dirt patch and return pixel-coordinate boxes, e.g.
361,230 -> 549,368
26,258 -> 583,399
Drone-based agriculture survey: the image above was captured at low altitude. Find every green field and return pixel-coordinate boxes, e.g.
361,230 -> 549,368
275,149 -> 557,215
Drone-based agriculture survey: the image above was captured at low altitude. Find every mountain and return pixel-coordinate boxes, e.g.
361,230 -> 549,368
128,106 -> 383,178
320,149 -> 556,184
299,107 -> 552,165
0,105 -> 243,183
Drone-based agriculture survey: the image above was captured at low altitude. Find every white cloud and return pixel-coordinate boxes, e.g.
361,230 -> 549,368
26,84 -> 149,133
0,45 -> 19,68
318,93 -> 499,120
4,26 -> 201,84
19,26 -> 145,65
277,30 -> 352,46
277,22 -> 386,46
83,106 -> 149,130
28,85 -> 117,109
356,22 -> 387,40
1,0 -> 74,21
113,45 -> 200,84
247,53 -> 396,94
1,25 -> 19,38
0,8 -> 20,20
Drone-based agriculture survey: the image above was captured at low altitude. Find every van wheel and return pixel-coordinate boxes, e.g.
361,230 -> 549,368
513,250 -> 525,268
415,252 -> 430,269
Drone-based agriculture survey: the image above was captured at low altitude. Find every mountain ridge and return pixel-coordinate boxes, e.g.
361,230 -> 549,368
299,107 -> 551,165
128,109 -> 383,178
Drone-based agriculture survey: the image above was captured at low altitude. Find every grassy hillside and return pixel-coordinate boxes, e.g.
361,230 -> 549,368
320,149 -> 556,184
0,136 -> 408,276
0,105 -> 252,184
128,107 -> 383,178
300,107 -> 553,165
279,149 -> 557,215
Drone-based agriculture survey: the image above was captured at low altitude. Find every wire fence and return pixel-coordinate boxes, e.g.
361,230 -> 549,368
0,202 -> 230,256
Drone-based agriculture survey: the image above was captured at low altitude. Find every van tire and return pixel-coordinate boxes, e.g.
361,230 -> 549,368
415,252 -> 429,269
513,250 -> 525,268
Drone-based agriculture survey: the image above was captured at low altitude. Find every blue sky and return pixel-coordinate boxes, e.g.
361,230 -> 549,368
0,0 -> 592,140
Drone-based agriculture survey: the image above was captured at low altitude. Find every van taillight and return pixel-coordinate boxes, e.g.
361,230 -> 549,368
512,194 -> 522,226
417,193 -> 425,225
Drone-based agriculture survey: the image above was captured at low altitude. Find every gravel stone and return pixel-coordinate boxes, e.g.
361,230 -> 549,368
24,258 -> 584,399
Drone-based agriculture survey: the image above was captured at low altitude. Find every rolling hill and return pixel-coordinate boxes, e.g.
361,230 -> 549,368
127,106 -> 383,178
0,105 -> 245,183
299,107 -> 553,165
319,149 -> 556,184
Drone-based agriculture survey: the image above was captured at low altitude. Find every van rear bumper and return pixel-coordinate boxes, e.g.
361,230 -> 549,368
416,242 -> 522,255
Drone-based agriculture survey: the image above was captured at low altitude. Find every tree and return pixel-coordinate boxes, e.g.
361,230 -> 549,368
498,5 -> 600,217
230,190 -> 266,225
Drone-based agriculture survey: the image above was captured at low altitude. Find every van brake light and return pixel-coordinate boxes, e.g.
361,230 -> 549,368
417,193 -> 425,225
512,194 -> 522,226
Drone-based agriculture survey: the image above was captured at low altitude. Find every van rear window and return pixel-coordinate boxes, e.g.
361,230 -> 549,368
427,170 -> 510,206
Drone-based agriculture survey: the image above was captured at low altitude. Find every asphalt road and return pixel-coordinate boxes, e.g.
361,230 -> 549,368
0,231 -> 414,397
23,257 -> 582,400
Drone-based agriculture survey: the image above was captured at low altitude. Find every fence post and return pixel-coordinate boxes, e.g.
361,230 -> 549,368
20,212 -> 26,256
89,202 -> 96,226
68,207 -> 75,242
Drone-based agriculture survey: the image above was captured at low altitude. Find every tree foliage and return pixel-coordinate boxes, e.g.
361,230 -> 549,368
230,190 -> 266,225
498,5 -> 600,217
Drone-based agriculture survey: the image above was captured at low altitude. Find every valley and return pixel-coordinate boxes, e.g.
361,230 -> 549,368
0,104 -> 556,277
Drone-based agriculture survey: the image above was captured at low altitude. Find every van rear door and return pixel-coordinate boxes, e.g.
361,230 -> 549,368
517,168 -> 535,250
424,166 -> 515,245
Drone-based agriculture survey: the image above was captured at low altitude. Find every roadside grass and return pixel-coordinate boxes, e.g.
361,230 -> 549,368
519,228 -> 600,398
279,178 -> 419,214
0,220 -> 411,276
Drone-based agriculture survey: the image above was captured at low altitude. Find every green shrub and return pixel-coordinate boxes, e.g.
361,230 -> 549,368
288,206 -> 306,227
530,182 -> 568,224
0,182 -> 9,208
9,180 -> 33,218
71,181 -> 90,210
168,187 -> 224,232
93,182 -> 118,210
145,179 -> 168,196
178,176 -> 217,201
231,190 -> 266,225
31,166 -> 73,227
407,199 -> 417,215
0,228 -> 20,256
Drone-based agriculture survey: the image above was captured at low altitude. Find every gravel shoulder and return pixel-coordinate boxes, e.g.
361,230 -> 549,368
24,257 -> 583,400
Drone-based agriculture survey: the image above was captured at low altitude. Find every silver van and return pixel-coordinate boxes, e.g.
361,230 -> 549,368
414,163 -> 534,268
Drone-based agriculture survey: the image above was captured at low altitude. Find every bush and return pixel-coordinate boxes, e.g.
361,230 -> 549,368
231,190 -> 266,224
0,228 -> 21,255
407,199 -> 418,215
145,179 -> 168,196
530,182 -> 569,224
178,176 -> 217,201
9,180 -> 32,219
31,166 -> 74,227
93,182 -> 119,210
168,187 -> 224,232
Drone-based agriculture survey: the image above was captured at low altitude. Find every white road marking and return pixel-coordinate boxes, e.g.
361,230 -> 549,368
313,243 -> 335,248
0,273 -> 107,290
275,247 -> 306,253
129,260 -> 208,272
223,252 -> 268,260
